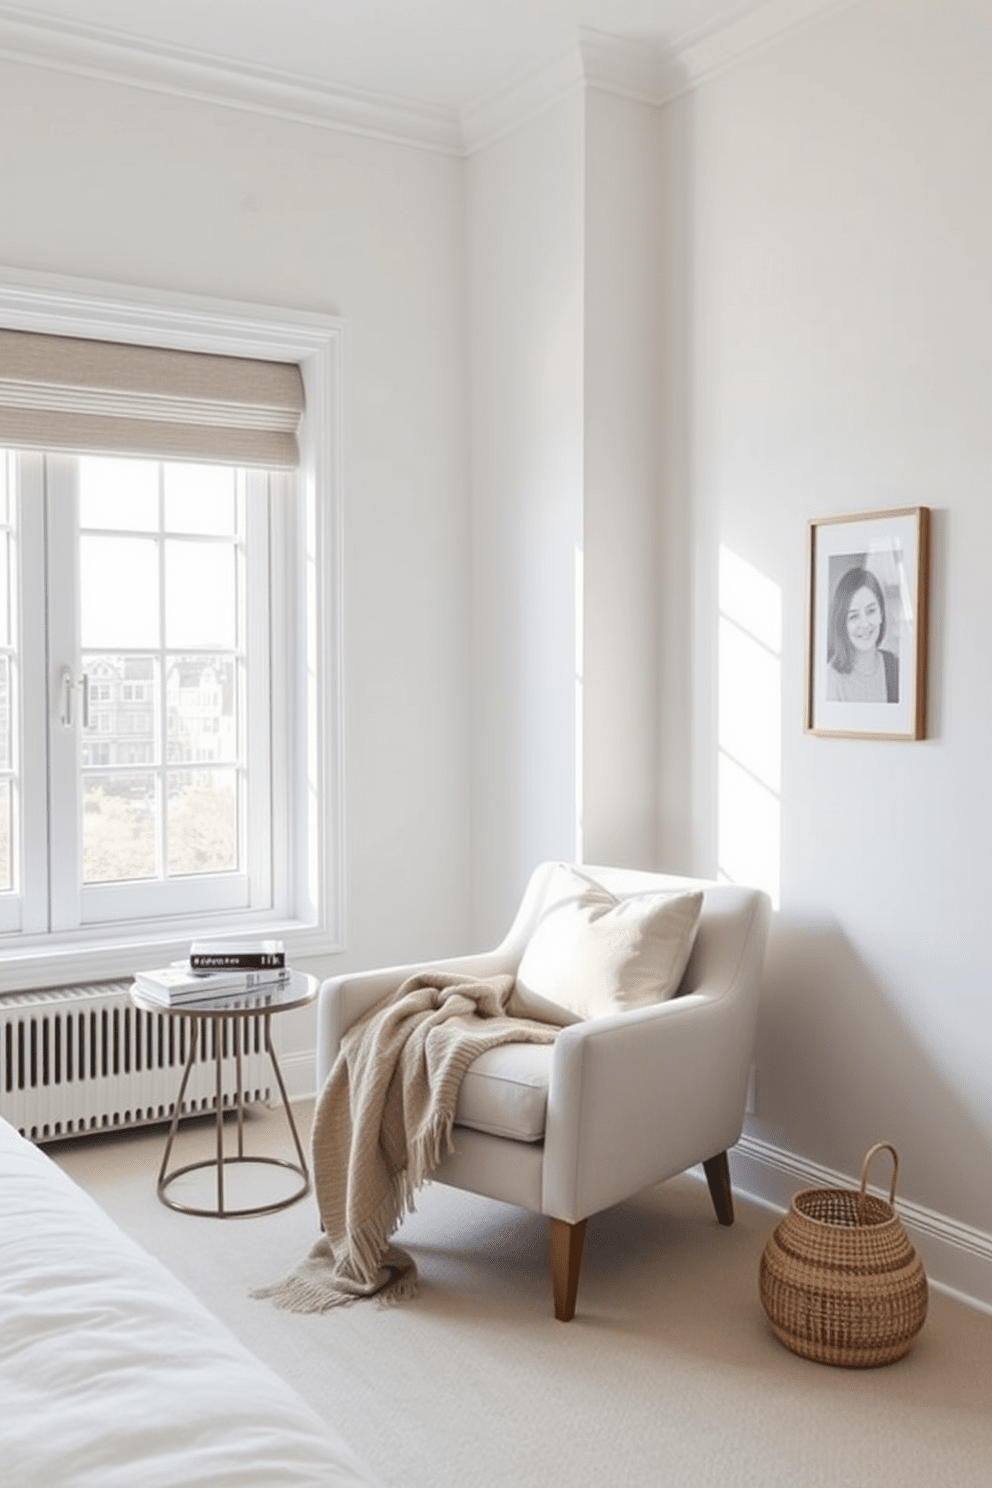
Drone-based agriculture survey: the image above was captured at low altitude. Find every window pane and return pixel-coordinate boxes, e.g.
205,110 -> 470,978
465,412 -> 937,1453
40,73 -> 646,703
81,654 -> 159,767
165,539 -> 236,648
0,454 -> 12,650
164,464 -> 236,535
0,531 -> 10,648
168,769 -> 237,875
12,445 -> 276,934
0,655 -> 11,771
81,536 -> 159,648
166,655 -> 237,764
79,457 -> 158,531
82,772 -> 157,883
0,460 -> 16,898
0,780 -> 10,891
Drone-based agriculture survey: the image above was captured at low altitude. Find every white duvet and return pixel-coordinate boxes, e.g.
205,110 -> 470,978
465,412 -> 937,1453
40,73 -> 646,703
0,1117 -> 379,1487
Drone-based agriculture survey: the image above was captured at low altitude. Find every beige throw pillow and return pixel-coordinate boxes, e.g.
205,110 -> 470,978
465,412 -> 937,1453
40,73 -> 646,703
514,866 -> 703,1021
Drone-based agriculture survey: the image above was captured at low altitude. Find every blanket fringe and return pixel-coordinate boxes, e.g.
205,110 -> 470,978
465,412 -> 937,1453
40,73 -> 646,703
409,1109 -> 456,1193
251,1238 -> 418,1312
347,1186 -> 408,1285
254,972 -> 560,1314
250,1275 -> 355,1314
342,1111 -> 454,1287
250,1270 -> 420,1313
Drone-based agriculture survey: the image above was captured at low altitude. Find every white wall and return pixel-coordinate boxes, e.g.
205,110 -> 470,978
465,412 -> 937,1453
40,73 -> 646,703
466,86 -> 672,944
467,95 -> 585,945
677,0 -> 992,1256
0,58 -> 473,1066
582,89 -> 664,871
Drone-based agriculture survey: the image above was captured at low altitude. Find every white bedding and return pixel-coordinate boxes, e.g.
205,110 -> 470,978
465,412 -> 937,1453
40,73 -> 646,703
0,1117 -> 380,1488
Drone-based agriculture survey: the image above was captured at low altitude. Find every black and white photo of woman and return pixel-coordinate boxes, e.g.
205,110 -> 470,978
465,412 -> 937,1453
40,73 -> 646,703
825,562 -> 900,704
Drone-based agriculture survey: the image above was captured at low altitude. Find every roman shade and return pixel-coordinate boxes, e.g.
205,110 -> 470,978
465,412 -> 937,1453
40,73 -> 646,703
0,329 -> 305,468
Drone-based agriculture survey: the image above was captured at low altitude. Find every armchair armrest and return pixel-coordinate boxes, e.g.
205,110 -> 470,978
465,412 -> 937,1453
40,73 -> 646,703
315,949 -> 515,1091
542,984 -> 757,1223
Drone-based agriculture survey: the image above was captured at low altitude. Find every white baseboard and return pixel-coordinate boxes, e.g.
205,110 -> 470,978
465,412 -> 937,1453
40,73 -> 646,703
276,1052 -> 992,1317
730,1134 -> 992,1317
274,1050 -> 318,1105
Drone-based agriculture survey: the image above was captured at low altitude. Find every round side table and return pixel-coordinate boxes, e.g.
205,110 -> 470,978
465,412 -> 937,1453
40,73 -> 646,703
130,970 -> 318,1219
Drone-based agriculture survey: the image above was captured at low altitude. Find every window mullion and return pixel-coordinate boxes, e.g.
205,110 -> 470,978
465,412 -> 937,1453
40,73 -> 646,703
45,454 -> 83,933
158,465 -> 167,883
8,454 -> 48,934
267,470 -> 292,916
244,469 -> 273,909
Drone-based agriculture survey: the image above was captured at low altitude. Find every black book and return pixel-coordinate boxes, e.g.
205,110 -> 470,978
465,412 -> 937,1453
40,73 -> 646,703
188,938 -> 285,971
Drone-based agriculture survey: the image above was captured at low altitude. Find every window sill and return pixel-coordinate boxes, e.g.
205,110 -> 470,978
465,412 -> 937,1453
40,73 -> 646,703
0,919 -> 344,996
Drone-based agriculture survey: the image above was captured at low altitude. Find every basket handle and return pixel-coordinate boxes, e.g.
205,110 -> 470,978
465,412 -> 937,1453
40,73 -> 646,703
858,1141 -> 899,1218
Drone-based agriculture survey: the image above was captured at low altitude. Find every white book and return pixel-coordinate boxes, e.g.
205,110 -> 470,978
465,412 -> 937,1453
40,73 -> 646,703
134,982 -> 286,1010
134,962 -> 291,1002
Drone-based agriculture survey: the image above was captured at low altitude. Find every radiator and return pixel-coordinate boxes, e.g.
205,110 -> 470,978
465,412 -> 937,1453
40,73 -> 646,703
0,982 -> 271,1144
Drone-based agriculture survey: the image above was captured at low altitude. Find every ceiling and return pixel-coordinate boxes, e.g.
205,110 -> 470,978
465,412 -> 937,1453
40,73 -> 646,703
0,0 -> 851,148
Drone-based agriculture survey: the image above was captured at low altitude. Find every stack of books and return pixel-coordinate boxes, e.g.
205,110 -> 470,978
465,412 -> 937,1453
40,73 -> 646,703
133,939 -> 289,1007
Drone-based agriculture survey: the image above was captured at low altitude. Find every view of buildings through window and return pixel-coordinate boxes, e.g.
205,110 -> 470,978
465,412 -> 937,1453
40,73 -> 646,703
79,651 -> 238,883
0,450 -> 264,913
75,456 -> 246,888
0,660 -> 9,893
0,461 -> 13,893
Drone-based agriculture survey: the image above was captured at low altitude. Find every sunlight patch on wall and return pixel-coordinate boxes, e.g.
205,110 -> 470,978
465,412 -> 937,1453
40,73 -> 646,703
718,547 -> 782,908
574,541 -> 584,862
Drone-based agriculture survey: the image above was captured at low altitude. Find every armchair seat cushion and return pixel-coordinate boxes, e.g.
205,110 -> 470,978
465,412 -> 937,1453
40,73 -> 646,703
453,1042 -> 552,1143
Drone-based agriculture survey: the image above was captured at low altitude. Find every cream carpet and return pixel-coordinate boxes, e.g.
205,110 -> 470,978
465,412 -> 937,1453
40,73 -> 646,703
49,1101 -> 992,1488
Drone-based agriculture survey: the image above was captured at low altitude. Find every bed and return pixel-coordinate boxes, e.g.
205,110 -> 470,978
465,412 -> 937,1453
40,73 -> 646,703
0,1115 -> 379,1487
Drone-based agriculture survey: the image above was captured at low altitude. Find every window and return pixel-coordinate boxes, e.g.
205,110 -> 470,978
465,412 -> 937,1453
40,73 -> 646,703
0,276 -> 342,988
4,450 -> 279,933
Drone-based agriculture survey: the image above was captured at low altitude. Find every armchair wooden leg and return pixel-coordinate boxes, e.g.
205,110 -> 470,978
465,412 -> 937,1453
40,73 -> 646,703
548,1217 -> 587,1322
702,1152 -> 735,1226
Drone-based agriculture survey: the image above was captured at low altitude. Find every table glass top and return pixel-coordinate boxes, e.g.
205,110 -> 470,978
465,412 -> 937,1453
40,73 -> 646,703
129,968 -> 318,1018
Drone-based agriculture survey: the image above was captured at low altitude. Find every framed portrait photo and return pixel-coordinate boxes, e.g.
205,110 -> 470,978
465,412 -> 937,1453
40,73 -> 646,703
805,506 -> 930,741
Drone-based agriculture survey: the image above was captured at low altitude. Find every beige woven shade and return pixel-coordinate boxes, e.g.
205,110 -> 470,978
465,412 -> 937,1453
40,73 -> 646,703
0,329 -> 305,468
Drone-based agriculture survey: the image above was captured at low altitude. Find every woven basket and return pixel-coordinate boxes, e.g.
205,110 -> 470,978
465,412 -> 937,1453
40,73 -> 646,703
759,1142 -> 928,1368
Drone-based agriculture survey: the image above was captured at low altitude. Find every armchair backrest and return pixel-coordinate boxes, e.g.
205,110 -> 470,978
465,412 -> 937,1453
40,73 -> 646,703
498,861 -> 770,1008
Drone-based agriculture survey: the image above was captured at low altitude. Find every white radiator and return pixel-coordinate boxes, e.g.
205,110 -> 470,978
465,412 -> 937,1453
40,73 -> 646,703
0,982 -> 271,1143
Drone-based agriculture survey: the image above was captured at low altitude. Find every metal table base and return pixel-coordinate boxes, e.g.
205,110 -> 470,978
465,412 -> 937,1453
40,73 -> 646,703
156,1009 -> 310,1219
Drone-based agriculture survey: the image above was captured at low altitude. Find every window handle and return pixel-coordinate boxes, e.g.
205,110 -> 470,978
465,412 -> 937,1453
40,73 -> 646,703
59,668 -> 89,729
59,666 -> 73,728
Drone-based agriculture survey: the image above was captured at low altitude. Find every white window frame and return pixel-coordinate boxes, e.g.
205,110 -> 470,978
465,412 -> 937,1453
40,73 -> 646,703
0,266 -> 344,990
44,457 -> 273,929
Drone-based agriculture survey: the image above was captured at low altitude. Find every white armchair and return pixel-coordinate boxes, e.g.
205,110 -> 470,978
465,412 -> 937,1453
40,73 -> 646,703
315,863 -> 770,1321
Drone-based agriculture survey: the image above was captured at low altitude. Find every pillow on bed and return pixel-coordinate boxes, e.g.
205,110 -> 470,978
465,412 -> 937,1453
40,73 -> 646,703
514,865 -> 703,1021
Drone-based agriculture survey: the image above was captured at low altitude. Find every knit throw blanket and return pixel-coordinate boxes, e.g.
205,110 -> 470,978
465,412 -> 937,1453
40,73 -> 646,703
253,971 -> 560,1312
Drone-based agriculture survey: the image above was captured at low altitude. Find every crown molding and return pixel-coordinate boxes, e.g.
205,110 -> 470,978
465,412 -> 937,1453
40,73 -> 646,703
577,28 -> 671,104
459,27 -> 671,155
656,0 -> 862,100
0,4 -> 463,155
460,0 -> 858,154
0,0 -> 863,158
459,42 -> 586,156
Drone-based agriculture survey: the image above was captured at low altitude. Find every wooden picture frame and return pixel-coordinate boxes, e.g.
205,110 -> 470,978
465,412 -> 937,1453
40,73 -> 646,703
805,506 -> 930,741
